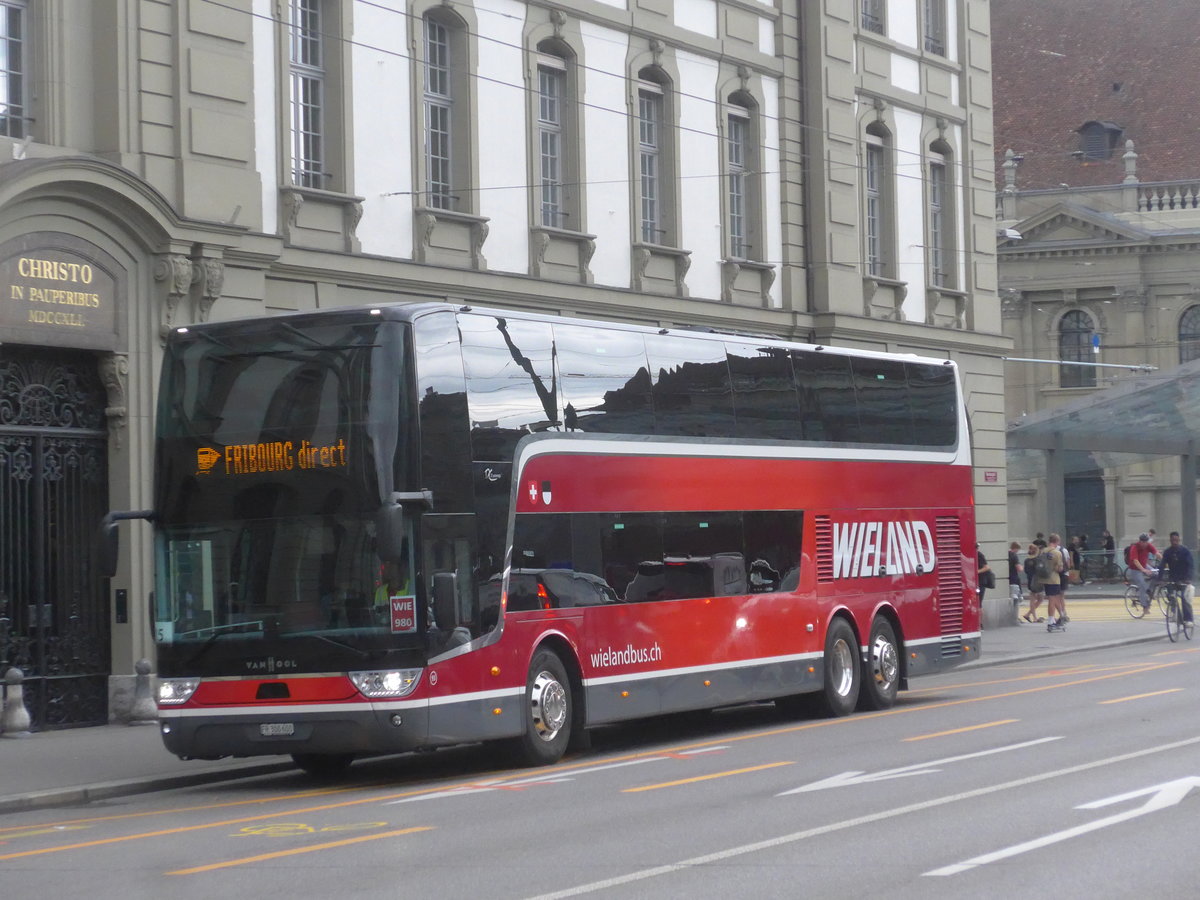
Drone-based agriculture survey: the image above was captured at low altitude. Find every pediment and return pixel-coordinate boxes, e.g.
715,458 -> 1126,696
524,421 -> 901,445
1002,203 -> 1148,248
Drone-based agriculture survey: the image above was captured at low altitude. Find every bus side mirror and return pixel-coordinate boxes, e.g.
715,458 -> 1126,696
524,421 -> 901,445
432,572 -> 457,630
98,510 -> 154,578
376,491 -> 433,560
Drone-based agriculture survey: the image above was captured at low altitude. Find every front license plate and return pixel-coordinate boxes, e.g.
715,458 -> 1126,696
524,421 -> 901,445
260,722 -> 295,737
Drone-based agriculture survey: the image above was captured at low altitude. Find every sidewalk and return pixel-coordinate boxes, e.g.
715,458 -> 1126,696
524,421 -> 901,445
0,582 -> 1167,814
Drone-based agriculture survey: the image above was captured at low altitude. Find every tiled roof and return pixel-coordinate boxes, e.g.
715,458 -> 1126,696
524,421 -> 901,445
992,0 -> 1200,191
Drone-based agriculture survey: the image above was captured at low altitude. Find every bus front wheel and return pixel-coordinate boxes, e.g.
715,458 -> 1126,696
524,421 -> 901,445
511,649 -> 572,766
814,617 -> 860,717
858,616 -> 899,710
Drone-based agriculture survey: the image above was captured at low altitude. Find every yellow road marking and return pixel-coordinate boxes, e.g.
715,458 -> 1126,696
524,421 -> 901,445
0,825 -> 89,840
1099,688 -> 1183,704
167,826 -> 433,875
623,762 -> 794,793
904,719 -> 1018,742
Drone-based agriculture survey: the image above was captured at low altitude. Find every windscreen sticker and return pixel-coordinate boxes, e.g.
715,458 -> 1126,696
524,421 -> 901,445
195,439 -> 348,476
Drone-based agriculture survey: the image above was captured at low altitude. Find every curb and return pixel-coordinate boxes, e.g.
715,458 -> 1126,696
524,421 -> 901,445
962,631 -> 1167,671
0,760 -> 297,815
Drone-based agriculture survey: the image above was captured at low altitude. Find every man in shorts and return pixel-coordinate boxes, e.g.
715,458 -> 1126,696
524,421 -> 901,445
1043,533 -> 1068,629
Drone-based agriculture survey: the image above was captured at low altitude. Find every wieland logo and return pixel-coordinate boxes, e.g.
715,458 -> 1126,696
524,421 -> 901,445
832,520 -> 937,579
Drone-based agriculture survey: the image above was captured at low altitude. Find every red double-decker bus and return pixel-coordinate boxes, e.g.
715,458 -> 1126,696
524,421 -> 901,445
106,302 -> 979,776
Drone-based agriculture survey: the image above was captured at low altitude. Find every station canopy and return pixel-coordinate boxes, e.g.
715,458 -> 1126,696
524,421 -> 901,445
1006,356 -> 1200,479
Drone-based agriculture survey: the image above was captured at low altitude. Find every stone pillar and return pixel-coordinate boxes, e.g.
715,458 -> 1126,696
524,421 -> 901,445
1,667 -> 32,737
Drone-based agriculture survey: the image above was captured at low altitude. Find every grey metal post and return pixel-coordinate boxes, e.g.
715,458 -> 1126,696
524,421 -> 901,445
1045,435 -> 1066,535
1,667 -> 32,737
1182,447 -> 1197,551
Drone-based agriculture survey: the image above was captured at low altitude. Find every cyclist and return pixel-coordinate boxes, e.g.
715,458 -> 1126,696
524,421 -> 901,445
1159,531 -> 1195,624
1127,532 -> 1159,613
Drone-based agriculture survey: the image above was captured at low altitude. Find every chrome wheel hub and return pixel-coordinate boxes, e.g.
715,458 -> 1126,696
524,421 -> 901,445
530,670 -> 568,742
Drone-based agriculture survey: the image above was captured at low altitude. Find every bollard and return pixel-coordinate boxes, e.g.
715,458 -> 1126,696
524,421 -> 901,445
1,667 -> 32,737
128,658 -> 159,725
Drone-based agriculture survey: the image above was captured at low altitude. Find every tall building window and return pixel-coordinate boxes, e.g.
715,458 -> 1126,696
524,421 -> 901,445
537,59 -> 565,227
1059,310 -> 1096,388
864,131 -> 890,277
0,0 -> 26,139
727,107 -> 748,257
724,93 -> 761,260
638,82 -> 663,243
861,0 -> 885,35
289,0 -> 325,187
1180,306 -> 1200,364
424,16 -> 454,210
928,158 -> 947,287
924,0 -> 945,55
635,68 -> 675,246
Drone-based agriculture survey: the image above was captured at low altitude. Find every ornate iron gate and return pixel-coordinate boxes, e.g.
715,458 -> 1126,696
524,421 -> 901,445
0,347 -> 110,729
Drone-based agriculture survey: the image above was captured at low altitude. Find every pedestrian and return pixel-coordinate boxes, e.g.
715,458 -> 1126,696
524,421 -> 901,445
976,544 -> 992,604
1022,543 -> 1044,622
1043,533 -> 1068,629
1159,531 -> 1195,624
1127,532 -> 1159,613
1102,529 -> 1116,575
1007,541 -> 1023,616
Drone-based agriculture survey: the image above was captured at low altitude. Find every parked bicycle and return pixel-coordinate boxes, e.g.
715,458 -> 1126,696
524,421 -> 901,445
1161,581 -> 1195,642
1080,550 -> 1123,583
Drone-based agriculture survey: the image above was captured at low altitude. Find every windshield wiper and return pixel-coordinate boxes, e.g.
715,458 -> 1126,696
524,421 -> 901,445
300,633 -> 373,660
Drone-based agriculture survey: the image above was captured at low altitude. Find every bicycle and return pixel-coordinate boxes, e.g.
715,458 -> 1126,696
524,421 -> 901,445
1124,567 -> 1165,619
1161,581 -> 1195,642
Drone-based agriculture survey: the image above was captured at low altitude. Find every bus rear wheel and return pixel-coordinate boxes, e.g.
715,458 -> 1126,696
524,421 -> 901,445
813,617 -> 860,717
511,649 -> 572,766
291,753 -> 355,779
858,616 -> 900,710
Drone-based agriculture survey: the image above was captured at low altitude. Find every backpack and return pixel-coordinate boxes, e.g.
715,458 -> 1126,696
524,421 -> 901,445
1124,544 -> 1136,566
1034,550 -> 1058,581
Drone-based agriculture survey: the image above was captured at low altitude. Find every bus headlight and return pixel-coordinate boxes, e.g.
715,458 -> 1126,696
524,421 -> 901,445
159,678 -> 201,705
350,669 -> 422,698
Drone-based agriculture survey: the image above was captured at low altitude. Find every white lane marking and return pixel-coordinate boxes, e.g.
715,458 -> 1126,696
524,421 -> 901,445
780,737 -> 1061,793
523,735 -> 1200,900
926,776 -> 1200,876
387,749 -> 730,804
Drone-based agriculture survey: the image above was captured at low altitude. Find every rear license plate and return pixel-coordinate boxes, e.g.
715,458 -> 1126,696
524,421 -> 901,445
259,723 -> 295,737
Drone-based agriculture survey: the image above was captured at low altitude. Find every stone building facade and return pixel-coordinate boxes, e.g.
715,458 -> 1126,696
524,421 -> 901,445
993,0 -> 1200,548
0,0 -> 1001,725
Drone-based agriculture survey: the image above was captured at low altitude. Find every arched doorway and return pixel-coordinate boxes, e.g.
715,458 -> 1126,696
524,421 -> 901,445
0,346 -> 110,727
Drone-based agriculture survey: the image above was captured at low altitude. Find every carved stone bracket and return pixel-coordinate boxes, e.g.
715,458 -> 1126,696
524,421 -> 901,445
197,258 -> 225,323
631,242 -> 691,297
344,200 -> 364,252
1000,288 -> 1025,320
154,254 -> 194,345
280,188 -> 305,243
99,353 -> 129,448
414,207 -> 490,270
723,259 -> 777,306
862,275 -> 908,320
925,286 -> 968,329
529,227 -> 596,284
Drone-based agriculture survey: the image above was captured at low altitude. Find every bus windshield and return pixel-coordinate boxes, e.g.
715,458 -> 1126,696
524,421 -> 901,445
153,513 -> 423,675
152,316 -> 423,675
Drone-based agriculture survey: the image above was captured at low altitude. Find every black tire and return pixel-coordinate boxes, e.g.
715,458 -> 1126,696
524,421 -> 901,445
858,616 -> 900,711
812,617 -> 860,717
511,649 -> 573,766
1125,586 -> 1146,619
291,753 -> 355,779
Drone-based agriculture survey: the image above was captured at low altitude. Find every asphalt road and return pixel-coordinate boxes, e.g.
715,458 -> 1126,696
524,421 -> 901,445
2,640 -> 1198,899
